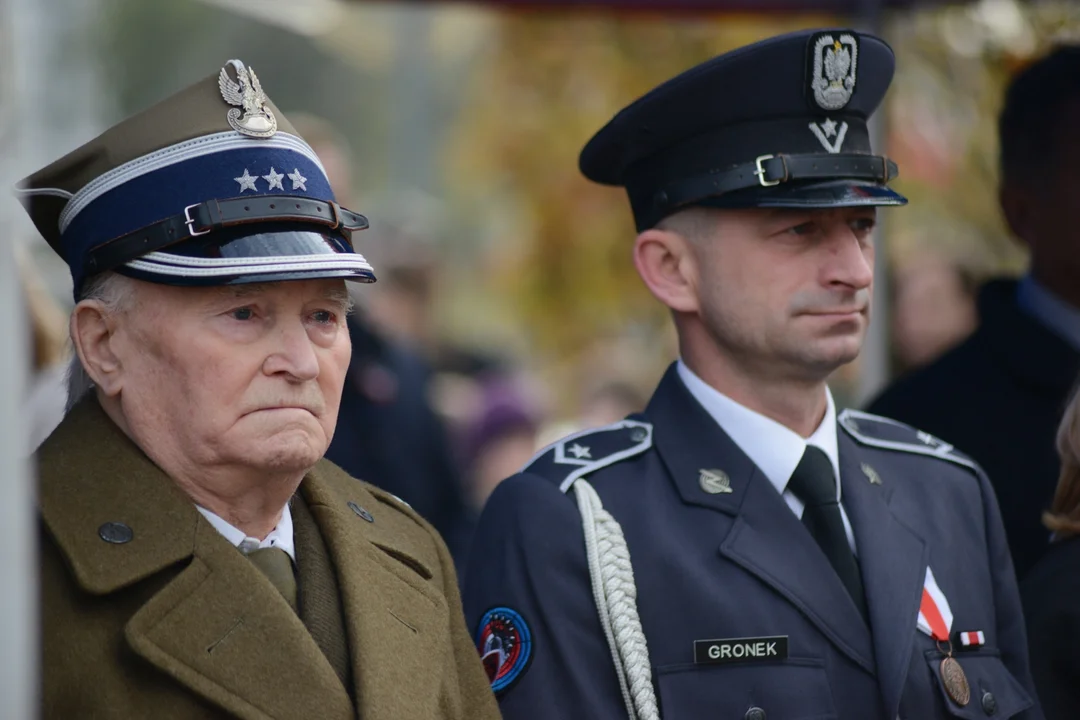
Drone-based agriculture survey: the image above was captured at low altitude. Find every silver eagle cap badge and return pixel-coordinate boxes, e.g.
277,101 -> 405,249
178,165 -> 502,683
219,59 -> 278,139
810,33 -> 858,112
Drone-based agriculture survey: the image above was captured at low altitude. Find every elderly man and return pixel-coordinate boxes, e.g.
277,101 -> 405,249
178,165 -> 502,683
463,30 -> 1041,720
19,60 -> 499,720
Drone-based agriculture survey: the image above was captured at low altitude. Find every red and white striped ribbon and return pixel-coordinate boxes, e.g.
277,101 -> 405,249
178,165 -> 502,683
958,630 -> 985,648
916,566 -> 953,641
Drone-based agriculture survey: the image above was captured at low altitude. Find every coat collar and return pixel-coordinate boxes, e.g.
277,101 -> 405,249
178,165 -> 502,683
38,396 -> 445,720
38,396 -> 200,595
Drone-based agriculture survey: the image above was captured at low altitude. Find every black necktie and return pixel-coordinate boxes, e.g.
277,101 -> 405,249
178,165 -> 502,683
787,446 -> 868,622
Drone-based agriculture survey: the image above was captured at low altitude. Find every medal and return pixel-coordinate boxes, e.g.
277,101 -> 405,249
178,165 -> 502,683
916,567 -> 970,707
940,654 -> 970,706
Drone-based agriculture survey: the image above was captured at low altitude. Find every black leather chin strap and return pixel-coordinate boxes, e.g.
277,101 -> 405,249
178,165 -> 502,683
85,195 -> 369,275
651,153 -> 899,210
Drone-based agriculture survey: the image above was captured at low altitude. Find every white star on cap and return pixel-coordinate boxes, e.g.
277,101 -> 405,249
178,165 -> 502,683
263,167 -> 285,191
821,118 -> 838,138
287,168 -> 308,191
234,168 -> 259,193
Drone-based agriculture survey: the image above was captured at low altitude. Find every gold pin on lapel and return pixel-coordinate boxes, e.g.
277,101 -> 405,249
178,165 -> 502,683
699,468 -> 733,495
860,462 -> 883,485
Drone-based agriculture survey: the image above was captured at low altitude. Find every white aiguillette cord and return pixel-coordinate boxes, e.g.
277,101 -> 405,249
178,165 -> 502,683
573,478 -> 660,720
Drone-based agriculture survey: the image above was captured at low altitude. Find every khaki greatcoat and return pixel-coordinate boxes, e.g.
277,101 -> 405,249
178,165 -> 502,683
38,398 -> 501,720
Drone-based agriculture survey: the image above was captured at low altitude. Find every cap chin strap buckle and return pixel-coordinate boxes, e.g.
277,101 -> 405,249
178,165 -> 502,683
85,195 -> 370,276
652,152 -> 899,217
184,203 -> 212,237
754,154 -> 787,187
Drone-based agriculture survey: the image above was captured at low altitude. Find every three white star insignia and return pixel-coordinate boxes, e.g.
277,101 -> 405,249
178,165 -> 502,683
821,118 -> 838,138
263,167 -> 285,191
287,168 -> 307,191
234,168 -> 258,193
568,443 -> 592,460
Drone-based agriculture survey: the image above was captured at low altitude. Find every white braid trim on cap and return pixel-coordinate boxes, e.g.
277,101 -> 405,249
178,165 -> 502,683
572,478 -> 659,720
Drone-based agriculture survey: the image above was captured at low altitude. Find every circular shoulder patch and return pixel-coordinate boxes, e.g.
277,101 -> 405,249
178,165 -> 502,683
476,606 -> 533,693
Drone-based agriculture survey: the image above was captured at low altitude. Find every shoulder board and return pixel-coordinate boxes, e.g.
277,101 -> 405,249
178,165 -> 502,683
521,419 -> 653,493
838,409 -> 978,472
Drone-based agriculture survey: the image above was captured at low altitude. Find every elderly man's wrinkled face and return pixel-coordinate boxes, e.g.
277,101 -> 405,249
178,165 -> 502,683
110,278 -> 352,476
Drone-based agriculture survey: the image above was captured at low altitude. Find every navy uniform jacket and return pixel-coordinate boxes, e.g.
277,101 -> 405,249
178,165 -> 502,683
463,365 -> 1041,720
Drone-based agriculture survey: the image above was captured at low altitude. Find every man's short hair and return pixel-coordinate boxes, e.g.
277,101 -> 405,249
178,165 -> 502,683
999,44 -> 1080,187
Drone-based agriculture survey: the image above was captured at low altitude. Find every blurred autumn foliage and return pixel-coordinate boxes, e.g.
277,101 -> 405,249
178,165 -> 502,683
441,2 -> 1080,410
884,3 -> 1080,275
443,11 -> 837,398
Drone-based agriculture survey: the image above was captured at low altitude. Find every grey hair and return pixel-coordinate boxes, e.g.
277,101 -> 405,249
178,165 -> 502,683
66,272 -> 137,410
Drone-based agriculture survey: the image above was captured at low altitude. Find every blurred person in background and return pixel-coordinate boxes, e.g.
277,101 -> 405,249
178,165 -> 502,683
22,61 -> 498,719
459,374 -> 542,513
17,246 -> 69,452
291,113 -> 476,567
1020,382 -> 1080,720
577,380 -> 647,430
869,45 -> 1080,580
465,30 -> 1040,720
889,250 -> 979,373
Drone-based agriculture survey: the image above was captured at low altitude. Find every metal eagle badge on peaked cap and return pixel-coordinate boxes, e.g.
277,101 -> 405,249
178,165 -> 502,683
808,32 -> 858,111
219,59 -> 278,138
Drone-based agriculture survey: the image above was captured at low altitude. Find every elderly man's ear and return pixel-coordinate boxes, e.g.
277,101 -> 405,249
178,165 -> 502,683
633,227 -> 702,315
70,301 -> 125,396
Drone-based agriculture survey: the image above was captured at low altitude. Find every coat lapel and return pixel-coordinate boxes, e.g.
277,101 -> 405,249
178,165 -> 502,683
301,465 -> 444,720
646,366 -> 876,673
124,519 -> 354,720
38,398 -> 353,720
839,431 -> 928,720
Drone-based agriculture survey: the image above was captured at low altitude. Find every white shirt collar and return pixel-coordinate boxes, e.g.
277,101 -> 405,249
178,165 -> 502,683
676,359 -> 841,499
1016,274 -> 1080,351
196,502 -> 295,561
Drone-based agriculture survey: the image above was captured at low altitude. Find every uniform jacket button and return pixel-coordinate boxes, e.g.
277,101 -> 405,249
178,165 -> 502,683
347,501 -> 374,522
745,707 -> 766,720
981,691 -> 997,715
98,521 -> 133,544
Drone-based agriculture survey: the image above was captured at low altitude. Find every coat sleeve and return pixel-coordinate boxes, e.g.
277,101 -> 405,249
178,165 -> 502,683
463,474 -> 630,720
429,515 -> 502,719
978,467 -> 1046,720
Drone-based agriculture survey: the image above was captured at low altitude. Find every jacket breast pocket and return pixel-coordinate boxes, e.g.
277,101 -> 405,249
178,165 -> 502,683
655,659 -> 838,720
923,649 -> 1034,719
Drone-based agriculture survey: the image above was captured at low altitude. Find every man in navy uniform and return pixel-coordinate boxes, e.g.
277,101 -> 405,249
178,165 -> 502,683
463,30 -> 1042,720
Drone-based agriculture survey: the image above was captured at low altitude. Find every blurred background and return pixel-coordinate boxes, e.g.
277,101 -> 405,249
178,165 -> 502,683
2,0 -> 1080,510
3,4 -> 1080,713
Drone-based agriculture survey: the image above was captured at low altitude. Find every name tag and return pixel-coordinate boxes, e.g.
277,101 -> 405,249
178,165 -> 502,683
694,636 -> 789,665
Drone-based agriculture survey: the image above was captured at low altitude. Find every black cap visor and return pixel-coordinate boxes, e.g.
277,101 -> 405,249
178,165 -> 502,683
694,179 -> 907,211
114,223 -> 376,288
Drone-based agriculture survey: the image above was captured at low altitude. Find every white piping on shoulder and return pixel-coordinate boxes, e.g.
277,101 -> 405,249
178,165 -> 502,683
530,420 -> 652,494
839,409 -> 978,472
